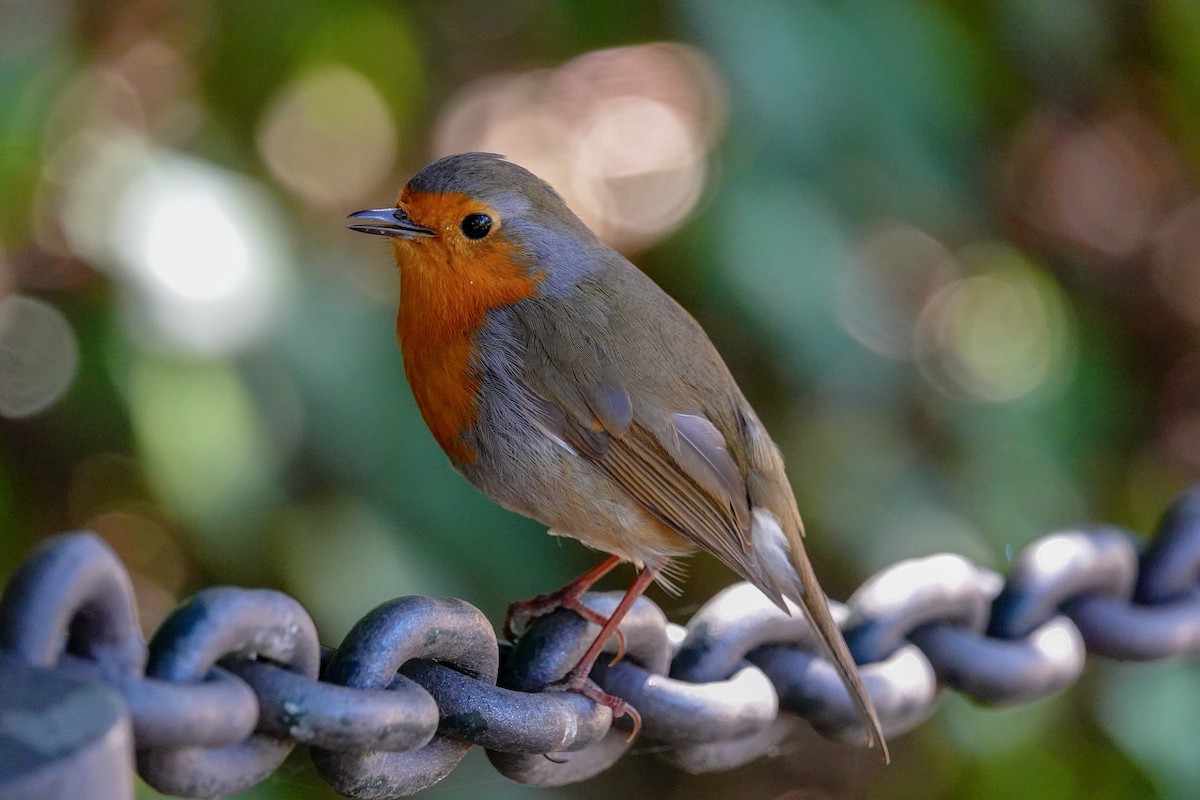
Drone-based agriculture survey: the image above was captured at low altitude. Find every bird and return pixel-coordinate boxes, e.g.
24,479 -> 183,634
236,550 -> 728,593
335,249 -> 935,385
348,152 -> 888,762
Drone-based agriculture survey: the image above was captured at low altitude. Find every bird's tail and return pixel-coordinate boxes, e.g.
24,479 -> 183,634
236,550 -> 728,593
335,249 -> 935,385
750,509 -> 890,763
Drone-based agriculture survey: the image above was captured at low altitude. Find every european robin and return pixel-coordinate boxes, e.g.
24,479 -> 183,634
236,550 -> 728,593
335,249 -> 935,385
348,152 -> 888,761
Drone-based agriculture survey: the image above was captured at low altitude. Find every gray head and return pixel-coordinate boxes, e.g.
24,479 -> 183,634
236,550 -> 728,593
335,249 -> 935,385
407,153 -> 550,210
409,153 -> 601,247
347,153 -> 607,292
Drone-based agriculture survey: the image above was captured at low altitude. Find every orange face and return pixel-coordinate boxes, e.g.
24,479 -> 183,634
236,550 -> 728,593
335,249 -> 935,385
390,189 -> 539,464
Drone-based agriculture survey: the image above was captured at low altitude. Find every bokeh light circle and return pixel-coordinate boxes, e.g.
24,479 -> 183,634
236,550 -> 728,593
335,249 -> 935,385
257,64 -> 397,208
914,245 -> 1075,403
432,42 -> 726,251
0,294 -> 80,419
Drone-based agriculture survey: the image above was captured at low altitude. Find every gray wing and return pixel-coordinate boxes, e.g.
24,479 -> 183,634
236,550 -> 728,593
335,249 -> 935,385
510,266 -> 777,595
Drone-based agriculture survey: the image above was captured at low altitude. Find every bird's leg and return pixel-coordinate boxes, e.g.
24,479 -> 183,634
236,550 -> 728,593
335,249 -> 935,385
504,554 -> 623,646
552,564 -> 660,739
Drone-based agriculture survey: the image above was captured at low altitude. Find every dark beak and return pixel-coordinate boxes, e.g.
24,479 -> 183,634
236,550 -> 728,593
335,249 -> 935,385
346,207 -> 436,239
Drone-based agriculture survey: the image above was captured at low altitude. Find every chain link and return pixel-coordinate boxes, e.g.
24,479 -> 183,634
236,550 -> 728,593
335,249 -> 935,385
2,486 -> 1199,798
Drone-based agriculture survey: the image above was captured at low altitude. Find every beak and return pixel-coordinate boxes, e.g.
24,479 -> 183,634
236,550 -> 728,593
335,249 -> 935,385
346,207 -> 436,239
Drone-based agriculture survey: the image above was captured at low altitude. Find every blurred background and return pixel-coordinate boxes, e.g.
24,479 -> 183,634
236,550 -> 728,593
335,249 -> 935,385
1,0 -> 1199,798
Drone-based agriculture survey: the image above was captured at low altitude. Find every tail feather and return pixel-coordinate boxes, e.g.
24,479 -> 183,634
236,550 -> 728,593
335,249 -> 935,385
751,509 -> 890,763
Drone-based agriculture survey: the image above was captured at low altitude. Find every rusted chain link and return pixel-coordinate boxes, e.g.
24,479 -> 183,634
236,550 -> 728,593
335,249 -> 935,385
1,486 -> 1199,798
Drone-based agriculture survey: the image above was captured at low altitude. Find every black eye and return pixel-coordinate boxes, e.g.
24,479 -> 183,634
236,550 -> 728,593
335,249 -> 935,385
460,213 -> 493,239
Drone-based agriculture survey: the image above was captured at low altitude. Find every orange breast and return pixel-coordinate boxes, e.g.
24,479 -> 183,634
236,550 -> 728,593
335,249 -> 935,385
393,191 -> 537,464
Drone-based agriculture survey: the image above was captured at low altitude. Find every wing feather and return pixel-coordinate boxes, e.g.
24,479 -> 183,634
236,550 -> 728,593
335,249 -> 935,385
511,269 -> 773,590
527,380 -> 756,580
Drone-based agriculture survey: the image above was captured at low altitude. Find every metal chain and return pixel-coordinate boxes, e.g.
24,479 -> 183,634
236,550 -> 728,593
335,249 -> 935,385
2,486 -> 1199,798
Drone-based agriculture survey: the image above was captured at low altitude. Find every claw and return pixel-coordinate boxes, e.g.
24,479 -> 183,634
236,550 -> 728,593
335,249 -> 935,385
550,671 -> 642,742
507,559 -> 659,748
607,628 -> 628,667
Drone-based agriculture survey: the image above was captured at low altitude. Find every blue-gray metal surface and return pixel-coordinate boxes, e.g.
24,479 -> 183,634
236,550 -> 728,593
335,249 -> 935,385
0,652 -> 135,800
0,485 -> 1198,798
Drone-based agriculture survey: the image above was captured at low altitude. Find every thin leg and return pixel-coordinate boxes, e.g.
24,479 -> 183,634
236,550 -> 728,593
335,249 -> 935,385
504,554 -> 622,642
558,564 -> 660,739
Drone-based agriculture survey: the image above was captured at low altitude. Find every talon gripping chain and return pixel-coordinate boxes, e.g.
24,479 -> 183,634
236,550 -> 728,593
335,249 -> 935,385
2,487 -> 1199,798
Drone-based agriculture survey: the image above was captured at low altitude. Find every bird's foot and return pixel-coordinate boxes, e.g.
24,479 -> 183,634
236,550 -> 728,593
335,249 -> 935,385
548,668 -> 642,742
503,555 -> 628,664
504,589 -> 629,666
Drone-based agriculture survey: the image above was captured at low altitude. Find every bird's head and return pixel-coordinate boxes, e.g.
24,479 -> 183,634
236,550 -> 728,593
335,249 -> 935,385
348,152 -> 602,296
